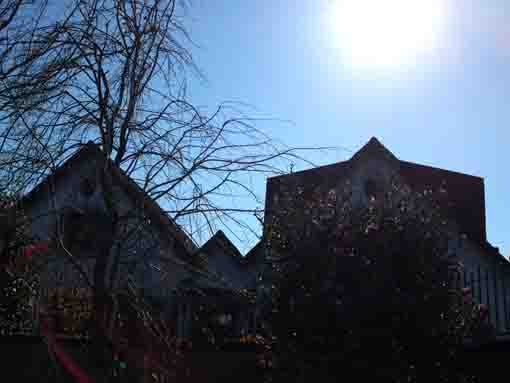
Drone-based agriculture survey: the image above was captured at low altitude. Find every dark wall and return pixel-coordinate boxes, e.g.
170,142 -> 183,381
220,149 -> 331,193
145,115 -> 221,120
0,336 -> 62,383
459,339 -> 510,382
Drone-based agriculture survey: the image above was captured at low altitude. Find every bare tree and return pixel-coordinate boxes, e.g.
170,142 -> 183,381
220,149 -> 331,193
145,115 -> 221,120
1,0 -> 316,242
0,1 -> 85,191
0,1 -> 321,381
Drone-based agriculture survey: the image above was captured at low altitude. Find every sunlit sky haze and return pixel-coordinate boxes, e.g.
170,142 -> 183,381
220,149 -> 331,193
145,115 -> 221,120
330,0 -> 449,70
184,0 -> 508,256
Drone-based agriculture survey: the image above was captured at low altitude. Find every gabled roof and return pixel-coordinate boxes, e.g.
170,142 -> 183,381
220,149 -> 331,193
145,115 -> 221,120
266,137 -> 488,247
22,142 -> 103,204
351,136 -> 399,164
197,230 -> 264,291
21,141 -> 197,255
198,230 -> 242,259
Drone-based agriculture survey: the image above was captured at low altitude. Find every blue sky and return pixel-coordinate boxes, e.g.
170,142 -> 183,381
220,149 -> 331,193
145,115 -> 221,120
183,1 -> 508,256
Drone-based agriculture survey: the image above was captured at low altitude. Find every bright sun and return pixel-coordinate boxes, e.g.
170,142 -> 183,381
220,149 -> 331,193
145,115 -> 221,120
332,0 -> 448,70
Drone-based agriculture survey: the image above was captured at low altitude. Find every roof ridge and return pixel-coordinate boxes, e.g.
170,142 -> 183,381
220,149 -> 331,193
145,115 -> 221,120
268,160 -> 349,181
399,160 -> 483,180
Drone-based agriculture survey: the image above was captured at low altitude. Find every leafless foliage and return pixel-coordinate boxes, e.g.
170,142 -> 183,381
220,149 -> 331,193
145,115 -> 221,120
0,0 -> 318,244
0,1 -> 323,380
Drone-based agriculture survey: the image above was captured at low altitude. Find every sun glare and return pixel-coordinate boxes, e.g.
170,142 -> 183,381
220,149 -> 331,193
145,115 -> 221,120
332,0 -> 448,70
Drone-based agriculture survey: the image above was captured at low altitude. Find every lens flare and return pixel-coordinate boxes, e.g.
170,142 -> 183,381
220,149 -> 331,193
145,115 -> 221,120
331,0 -> 448,70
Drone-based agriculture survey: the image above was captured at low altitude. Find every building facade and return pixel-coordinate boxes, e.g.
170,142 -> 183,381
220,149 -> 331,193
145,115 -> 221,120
262,137 -> 510,335
8,137 -> 509,342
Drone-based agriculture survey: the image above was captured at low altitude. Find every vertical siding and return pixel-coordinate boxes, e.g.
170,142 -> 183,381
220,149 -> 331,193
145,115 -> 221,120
457,238 -> 510,335
22,155 -> 197,335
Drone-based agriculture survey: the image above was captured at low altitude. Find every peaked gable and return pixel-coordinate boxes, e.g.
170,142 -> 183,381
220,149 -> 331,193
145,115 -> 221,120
350,136 -> 399,165
265,137 -> 488,247
198,230 -> 257,290
199,230 -> 242,259
21,142 -> 196,255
